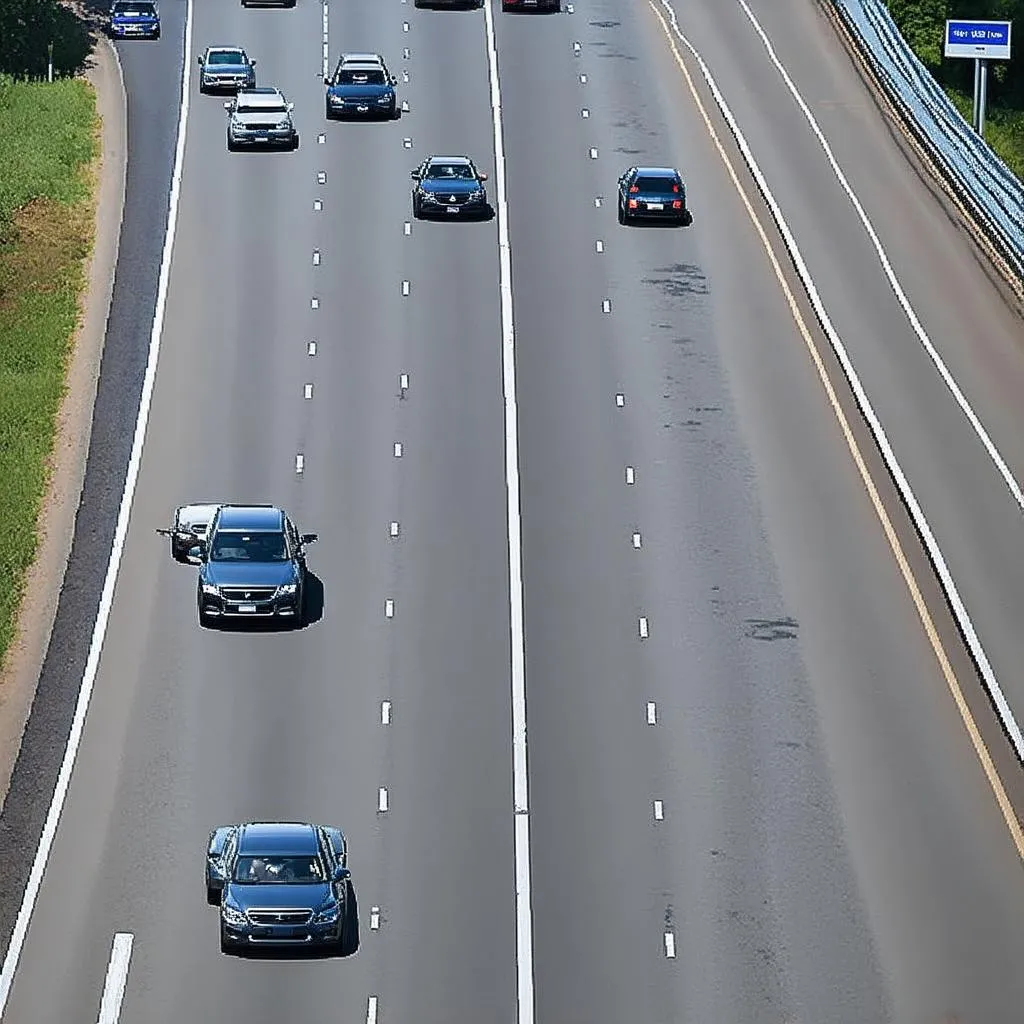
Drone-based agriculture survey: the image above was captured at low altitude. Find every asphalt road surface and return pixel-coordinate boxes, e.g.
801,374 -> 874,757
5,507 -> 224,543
4,0 -> 1024,1021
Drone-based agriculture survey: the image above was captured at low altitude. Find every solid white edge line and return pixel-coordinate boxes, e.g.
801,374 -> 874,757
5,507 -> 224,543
482,2 -> 535,1023
0,1 -> 194,1015
736,0 -> 1024,517
657,0 -> 1024,761
96,933 -> 133,1024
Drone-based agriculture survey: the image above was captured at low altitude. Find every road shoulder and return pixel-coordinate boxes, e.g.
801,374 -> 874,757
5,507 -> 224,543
0,36 -> 127,811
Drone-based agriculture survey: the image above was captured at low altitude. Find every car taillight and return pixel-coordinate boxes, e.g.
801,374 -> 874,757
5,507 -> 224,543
628,199 -> 638,209
672,184 -> 679,192
629,185 -> 639,193
672,200 -> 682,209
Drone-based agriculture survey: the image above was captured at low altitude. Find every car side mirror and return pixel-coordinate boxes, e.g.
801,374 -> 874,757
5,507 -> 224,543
223,101 -> 232,111
332,866 -> 350,883
323,75 -> 331,85
197,55 -> 204,65
250,59 -> 256,66
301,533 -> 318,545
287,102 -> 294,111
390,75 -> 397,85
478,172 -> 488,181
410,170 -> 420,180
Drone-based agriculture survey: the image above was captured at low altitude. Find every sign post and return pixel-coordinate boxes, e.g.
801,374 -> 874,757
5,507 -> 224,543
47,41 -> 53,83
944,20 -> 1012,138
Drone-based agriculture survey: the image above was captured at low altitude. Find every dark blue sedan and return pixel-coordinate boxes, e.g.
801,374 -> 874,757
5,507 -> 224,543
617,165 -> 691,225
108,0 -> 160,39
411,155 -> 490,219
324,55 -> 397,120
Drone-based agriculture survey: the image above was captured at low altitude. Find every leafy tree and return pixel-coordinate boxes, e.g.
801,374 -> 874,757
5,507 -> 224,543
0,0 -> 91,79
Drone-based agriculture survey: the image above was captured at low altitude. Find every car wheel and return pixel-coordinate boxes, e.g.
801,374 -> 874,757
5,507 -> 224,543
227,137 -> 238,152
325,102 -> 333,120
681,208 -> 693,227
339,901 -> 358,955
617,201 -> 626,225
412,195 -> 422,219
291,134 -> 300,151
206,885 -> 220,906
220,924 -> 231,954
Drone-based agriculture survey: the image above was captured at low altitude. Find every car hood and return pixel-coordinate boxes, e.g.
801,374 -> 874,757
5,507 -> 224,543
327,83 -> 392,99
420,178 -> 483,195
225,882 -> 332,911
203,561 -> 298,587
206,63 -> 251,75
232,109 -> 291,127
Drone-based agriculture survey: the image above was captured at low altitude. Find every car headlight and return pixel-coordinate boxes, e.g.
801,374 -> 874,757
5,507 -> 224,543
376,95 -> 391,104
201,583 -> 219,596
277,582 -> 298,595
329,94 -> 343,103
313,901 -> 340,923
275,119 -> 291,130
470,189 -> 484,200
222,903 -> 246,926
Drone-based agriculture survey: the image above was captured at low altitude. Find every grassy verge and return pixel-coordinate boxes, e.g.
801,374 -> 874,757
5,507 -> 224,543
0,73 -> 99,664
944,87 -> 1024,182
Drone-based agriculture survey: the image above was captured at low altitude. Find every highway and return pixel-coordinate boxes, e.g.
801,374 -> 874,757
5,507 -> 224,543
3,0 -> 1024,1021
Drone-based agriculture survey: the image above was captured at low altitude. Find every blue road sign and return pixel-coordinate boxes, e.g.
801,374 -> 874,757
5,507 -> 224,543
944,20 -> 1012,60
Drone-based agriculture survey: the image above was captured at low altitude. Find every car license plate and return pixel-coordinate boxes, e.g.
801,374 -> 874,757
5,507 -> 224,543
446,206 -> 459,214
647,202 -> 663,210
238,603 -> 257,613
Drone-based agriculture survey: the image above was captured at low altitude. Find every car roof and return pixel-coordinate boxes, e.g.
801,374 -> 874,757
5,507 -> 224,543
238,822 -> 319,855
215,505 -> 284,531
635,166 -> 681,177
207,45 -> 246,55
236,88 -> 286,105
426,155 -> 473,165
341,52 -> 384,64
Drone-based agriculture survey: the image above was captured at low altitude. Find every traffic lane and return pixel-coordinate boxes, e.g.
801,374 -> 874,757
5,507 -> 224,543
500,2 -> 1024,1021
319,6 -> 518,1022
666,0 -> 1024,737
499,11 -> 888,1022
0,0 -> 186,961
0,2 -> 383,1021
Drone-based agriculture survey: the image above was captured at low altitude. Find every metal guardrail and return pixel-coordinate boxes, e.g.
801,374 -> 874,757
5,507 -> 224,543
831,0 -> 1024,282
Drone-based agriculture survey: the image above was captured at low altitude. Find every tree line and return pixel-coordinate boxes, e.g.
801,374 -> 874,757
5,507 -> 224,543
886,0 -> 1023,107
0,0 -> 92,79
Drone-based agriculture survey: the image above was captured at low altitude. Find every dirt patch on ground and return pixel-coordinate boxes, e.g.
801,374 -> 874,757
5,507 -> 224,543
0,37 -> 126,811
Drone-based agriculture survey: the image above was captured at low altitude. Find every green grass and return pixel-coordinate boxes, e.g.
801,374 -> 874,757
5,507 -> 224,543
0,73 -> 98,664
943,86 -> 1024,181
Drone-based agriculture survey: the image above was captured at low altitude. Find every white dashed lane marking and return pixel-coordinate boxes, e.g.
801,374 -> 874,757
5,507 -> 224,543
389,521 -> 400,538
625,466 -> 635,485
313,198 -> 322,211
378,788 -> 389,813
317,133 -> 325,144
394,442 -> 403,458
402,280 -> 410,296
295,454 -> 304,474
639,616 -> 649,639
384,599 -> 394,618
401,99 -> 410,112
370,906 -> 381,930
579,72 -> 587,83
381,701 -> 391,724
589,147 -> 598,159
307,341 -> 317,356
312,249 -> 320,265
403,20 -> 409,30
304,383 -> 313,399
632,532 -> 641,549
595,239 -> 603,252
402,69 -> 409,83
317,171 -> 326,184
664,933 -> 676,958
572,40 -> 581,54
594,196 -> 602,207
404,221 -> 411,235
403,46 -> 410,58
403,137 -> 412,149
581,107 -> 589,118
311,297 -> 319,309
96,933 -> 133,1024
615,392 -> 624,407
601,298 -> 611,313
653,799 -> 664,821
400,373 -> 409,393
366,995 -> 379,1024
646,701 -> 657,725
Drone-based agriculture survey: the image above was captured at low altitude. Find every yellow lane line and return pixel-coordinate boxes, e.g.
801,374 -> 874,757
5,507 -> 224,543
647,0 -> 1024,860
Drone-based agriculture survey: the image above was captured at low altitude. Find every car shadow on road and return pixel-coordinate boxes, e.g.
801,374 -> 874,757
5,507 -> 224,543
229,882 -> 360,960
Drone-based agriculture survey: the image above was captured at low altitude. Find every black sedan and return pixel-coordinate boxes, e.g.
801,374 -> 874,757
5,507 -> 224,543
206,821 -> 356,954
617,166 -> 692,225
411,155 -> 489,219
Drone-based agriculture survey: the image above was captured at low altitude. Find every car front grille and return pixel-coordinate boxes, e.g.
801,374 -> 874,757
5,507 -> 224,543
247,908 -> 313,926
220,587 -> 277,601
430,192 -> 470,205
244,123 -> 282,131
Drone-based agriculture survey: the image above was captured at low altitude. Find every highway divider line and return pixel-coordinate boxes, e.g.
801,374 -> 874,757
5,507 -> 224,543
649,0 -> 1024,859
0,0 -> 195,1015
482,1 -> 535,1023
96,933 -> 133,1024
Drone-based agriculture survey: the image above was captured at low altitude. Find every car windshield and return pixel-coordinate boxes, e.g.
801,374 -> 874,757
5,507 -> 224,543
210,531 -> 288,562
236,100 -> 285,114
113,2 -> 155,12
210,50 -> 245,65
338,68 -> 385,85
425,163 -> 474,179
635,176 -> 680,193
234,855 -> 324,883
